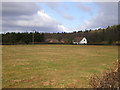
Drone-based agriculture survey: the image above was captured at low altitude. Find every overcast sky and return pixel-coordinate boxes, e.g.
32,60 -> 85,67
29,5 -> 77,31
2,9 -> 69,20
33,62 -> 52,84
1,2 -> 118,33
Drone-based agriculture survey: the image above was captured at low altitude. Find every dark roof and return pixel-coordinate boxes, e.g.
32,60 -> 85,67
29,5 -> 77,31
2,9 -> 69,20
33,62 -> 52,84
73,36 -> 84,42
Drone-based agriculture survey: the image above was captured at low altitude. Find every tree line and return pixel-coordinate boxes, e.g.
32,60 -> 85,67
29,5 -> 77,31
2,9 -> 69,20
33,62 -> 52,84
44,24 -> 120,45
1,24 -> 120,45
2,32 -> 44,45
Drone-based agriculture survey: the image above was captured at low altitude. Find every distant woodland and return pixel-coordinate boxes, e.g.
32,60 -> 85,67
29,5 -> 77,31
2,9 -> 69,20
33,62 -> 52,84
1,24 -> 120,45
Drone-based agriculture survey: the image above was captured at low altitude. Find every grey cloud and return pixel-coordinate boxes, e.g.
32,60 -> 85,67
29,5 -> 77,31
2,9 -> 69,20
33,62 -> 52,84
81,2 -> 118,30
2,2 -> 64,33
2,17 -> 63,33
2,24 -> 63,33
43,2 -> 60,10
77,3 -> 92,13
43,2 -> 64,17
119,2 -> 120,24
43,2 -> 75,20
2,2 -> 39,16
62,14 -> 74,20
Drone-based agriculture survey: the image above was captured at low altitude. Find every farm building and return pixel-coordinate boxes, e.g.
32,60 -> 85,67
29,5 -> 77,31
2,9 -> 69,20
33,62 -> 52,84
45,39 -> 59,43
73,37 -> 87,45
60,39 -> 69,44
45,38 -> 68,44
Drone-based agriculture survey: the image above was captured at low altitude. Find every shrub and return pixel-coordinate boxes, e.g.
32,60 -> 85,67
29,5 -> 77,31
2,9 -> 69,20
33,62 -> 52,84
89,60 -> 120,89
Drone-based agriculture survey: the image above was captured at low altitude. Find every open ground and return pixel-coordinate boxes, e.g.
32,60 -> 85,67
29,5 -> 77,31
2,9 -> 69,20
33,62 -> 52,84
2,45 -> 118,88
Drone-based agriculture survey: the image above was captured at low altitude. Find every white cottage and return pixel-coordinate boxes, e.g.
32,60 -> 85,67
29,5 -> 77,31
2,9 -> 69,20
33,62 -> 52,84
73,37 -> 87,45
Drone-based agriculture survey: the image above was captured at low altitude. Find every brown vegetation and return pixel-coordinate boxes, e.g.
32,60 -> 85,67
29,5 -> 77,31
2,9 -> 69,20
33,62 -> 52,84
89,60 -> 120,89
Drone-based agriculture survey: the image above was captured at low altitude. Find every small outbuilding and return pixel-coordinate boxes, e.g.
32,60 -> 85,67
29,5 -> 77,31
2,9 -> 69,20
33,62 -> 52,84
73,37 -> 87,45
45,39 -> 59,43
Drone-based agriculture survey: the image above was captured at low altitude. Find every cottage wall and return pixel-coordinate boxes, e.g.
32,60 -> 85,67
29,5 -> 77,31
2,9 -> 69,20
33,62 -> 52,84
73,37 -> 87,45
79,37 -> 87,44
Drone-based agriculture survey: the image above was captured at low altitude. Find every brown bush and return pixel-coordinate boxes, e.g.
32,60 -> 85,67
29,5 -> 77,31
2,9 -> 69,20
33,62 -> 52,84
89,60 -> 120,89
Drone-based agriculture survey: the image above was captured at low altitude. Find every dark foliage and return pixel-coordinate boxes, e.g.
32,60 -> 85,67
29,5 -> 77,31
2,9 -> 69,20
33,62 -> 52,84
44,24 -> 120,45
2,32 -> 44,45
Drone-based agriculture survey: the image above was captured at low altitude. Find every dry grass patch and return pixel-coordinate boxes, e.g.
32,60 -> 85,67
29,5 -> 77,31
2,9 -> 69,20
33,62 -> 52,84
2,45 -> 118,88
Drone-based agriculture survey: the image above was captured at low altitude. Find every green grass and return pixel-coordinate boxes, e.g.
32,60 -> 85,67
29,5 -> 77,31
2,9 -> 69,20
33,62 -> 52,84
2,45 -> 118,88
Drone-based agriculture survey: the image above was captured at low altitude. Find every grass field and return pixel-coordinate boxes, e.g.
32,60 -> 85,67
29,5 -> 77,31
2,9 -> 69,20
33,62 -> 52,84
2,45 -> 118,88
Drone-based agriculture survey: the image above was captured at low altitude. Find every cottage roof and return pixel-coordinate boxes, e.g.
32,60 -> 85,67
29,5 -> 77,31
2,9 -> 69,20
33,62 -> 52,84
73,36 -> 84,42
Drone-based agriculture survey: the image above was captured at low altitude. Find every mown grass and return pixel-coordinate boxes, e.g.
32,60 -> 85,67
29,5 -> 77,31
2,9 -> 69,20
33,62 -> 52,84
2,45 -> 118,88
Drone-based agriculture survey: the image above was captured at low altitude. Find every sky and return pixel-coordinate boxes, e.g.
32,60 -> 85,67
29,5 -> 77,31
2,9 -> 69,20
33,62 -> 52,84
1,2 -> 118,33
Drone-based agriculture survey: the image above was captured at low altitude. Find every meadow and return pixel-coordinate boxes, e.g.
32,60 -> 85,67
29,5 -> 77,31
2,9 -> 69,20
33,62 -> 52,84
2,45 -> 118,88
